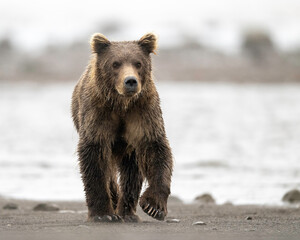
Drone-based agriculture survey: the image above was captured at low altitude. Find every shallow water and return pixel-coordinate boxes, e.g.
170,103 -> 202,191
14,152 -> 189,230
0,81 -> 299,204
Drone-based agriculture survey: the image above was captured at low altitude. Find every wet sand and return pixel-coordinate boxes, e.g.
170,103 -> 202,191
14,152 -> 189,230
1,198 -> 300,240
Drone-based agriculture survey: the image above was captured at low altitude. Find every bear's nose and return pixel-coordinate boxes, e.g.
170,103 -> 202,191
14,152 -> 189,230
124,76 -> 138,90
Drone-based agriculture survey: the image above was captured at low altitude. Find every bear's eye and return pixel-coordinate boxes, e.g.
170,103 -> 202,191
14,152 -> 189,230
112,61 -> 121,69
135,62 -> 142,69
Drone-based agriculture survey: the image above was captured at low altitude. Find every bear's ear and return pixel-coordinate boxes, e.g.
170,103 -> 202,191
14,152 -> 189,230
90,33 -> 111,54
138,33 -> 157,54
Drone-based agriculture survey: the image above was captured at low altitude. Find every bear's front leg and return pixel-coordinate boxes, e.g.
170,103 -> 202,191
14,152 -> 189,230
138,139 -> 173,221
78,139 -> 122,222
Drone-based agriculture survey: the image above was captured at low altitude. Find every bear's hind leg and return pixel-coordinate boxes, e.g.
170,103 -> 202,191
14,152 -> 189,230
117,151 -> 144,222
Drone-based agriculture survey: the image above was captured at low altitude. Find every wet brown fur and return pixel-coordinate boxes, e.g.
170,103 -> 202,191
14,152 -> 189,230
71,33 -> 173,222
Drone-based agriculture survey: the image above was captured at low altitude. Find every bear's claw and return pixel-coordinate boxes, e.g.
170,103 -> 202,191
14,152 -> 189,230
147,207 -> 153,214
93,214 -> 123,223
142,204 -> 165,221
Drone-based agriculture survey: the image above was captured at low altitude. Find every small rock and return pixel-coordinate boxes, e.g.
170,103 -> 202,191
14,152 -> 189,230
282,189 -> 300,203
3,203 -> 18,210
193,221 -> 206,225
166,218 -> 180,223
212,227 -> 217,230
33,203 -> 59,211
223,201 -> 233,206
246,216 -> 253,220
194,193 -> 215,204
168,195 -> 183,204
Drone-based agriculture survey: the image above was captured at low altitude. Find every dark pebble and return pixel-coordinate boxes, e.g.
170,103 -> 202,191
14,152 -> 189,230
246,216 -> 253,220
223,201 -> 233,206
33,203 -> 59,211
3,203 -> 18,210
194,193 -> 215,204
282,189 -> 300,203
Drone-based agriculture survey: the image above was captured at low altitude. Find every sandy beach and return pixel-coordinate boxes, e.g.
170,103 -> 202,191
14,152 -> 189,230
1,197 -> 300,240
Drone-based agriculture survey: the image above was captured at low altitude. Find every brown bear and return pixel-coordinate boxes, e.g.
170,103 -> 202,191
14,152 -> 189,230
71,33 -> 173,222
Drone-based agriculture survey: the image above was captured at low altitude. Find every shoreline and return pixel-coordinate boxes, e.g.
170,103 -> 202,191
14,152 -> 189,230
1,198 -> 300,240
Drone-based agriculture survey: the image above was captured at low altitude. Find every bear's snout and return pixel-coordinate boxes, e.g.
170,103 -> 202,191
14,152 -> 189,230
124,76 -> 138,93
115,65 -> 141,97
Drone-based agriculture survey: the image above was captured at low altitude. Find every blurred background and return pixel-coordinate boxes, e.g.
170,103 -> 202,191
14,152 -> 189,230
0,0 -> 300,205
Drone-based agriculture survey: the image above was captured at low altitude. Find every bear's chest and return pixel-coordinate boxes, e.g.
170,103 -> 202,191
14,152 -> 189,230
123,117 -> 145,146
111,112 -> 146,147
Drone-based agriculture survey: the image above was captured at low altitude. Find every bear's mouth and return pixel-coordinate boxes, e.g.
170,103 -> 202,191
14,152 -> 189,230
124,90 -> 137,97
115,87 -> 139,98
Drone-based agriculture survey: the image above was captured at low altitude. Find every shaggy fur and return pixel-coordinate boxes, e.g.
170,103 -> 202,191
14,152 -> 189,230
71,33 -> 173,222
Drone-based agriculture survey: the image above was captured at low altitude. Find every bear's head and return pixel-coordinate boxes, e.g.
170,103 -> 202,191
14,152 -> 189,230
90,33 -> 157,98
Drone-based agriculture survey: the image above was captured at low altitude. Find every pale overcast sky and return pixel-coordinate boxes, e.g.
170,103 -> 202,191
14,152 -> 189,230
0,0 -> 299,51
